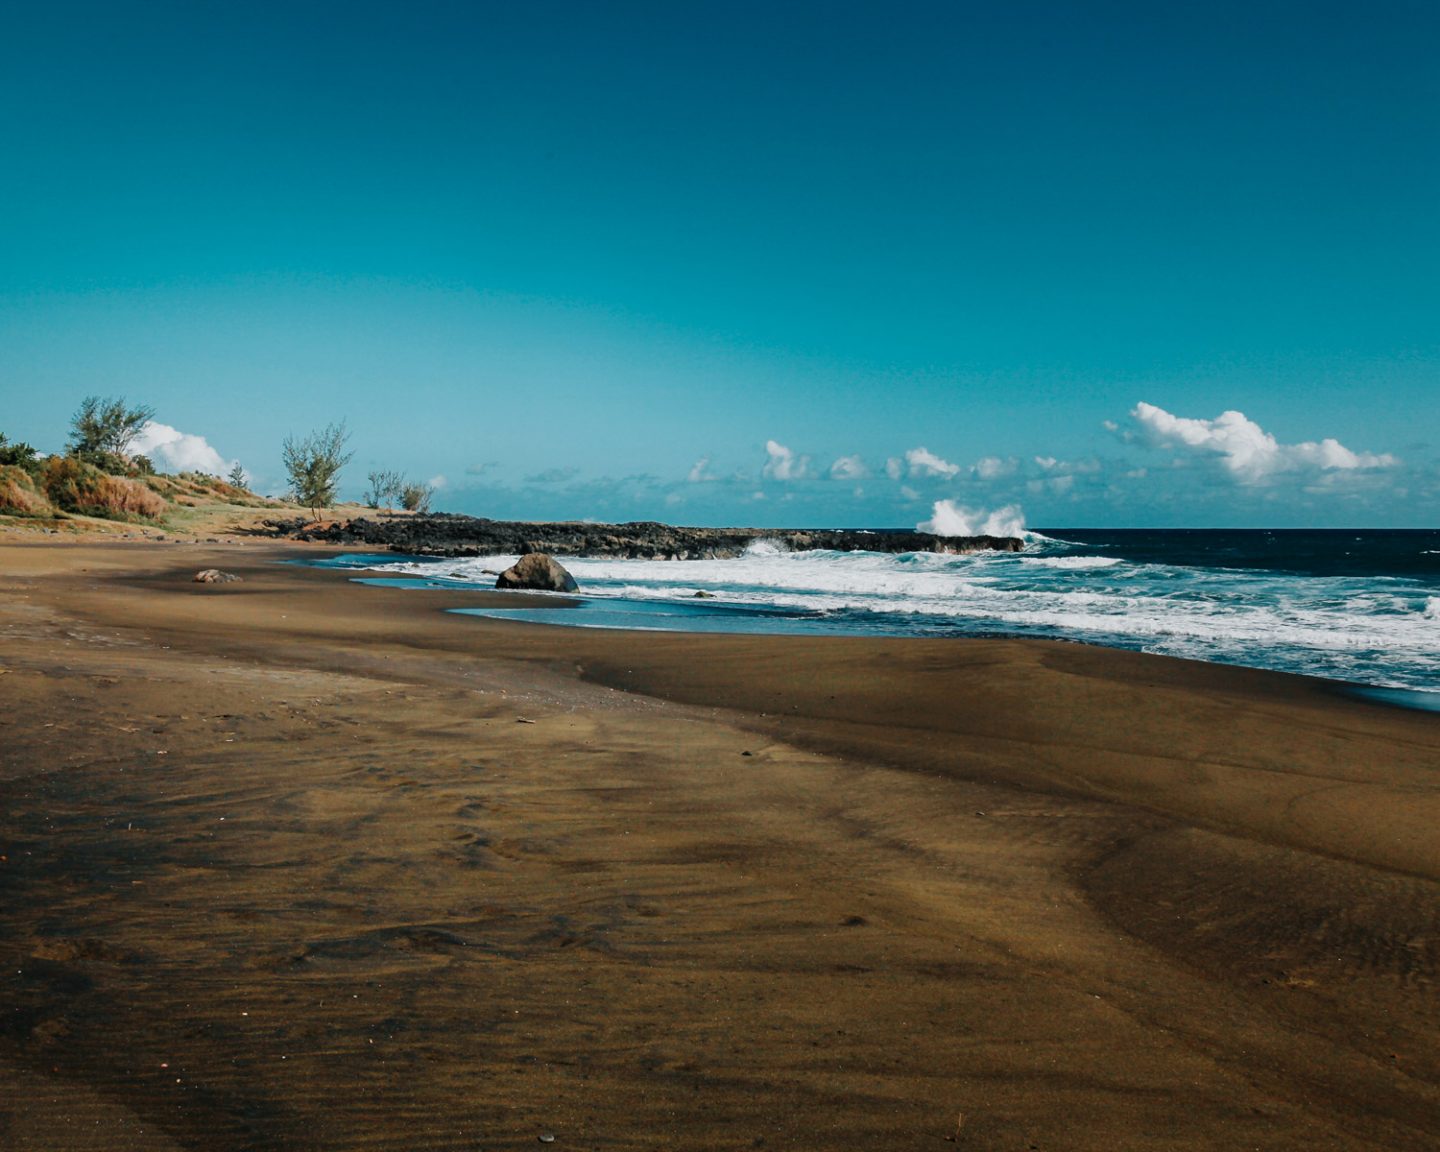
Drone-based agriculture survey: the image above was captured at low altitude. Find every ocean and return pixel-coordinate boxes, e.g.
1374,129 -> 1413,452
313,528 -> 1440,707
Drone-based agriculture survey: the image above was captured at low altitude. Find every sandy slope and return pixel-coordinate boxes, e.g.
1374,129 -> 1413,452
1,540 -> 1436,1150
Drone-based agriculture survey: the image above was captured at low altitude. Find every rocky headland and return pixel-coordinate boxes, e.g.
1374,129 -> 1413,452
263,513 -> 1025,559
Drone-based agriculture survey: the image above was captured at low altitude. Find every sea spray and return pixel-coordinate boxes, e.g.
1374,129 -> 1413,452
918,499 -> 1028,539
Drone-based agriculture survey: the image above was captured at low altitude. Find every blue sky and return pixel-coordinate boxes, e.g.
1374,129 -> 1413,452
2,0 -> 1435,528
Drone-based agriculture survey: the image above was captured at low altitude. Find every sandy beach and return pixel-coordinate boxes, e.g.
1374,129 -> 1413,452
1,539 -> 1437,1151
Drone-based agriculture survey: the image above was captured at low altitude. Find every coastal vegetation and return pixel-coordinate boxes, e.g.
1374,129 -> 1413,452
67,394 -> 156,471
39,454 -> 167,520
401,480 -> 433,513
282,420 -> 353,518
0,397 -> 274,528
2,402 -> 401,535
0,464 -> 50,517
365,468 -> 404,510
365,470 -> 434,514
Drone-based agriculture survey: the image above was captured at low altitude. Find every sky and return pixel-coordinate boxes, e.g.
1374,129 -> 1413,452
1,0 -> 1436,529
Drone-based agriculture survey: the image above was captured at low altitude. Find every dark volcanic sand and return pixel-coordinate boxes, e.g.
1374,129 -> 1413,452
1,541 -> 1437,1150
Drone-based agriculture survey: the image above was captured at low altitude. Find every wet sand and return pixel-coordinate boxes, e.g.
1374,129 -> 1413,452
1,539 -> 1437,1150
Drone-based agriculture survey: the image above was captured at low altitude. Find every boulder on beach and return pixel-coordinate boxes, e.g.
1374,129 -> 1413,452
495,552 -> 579,593
193,569 -> 242,584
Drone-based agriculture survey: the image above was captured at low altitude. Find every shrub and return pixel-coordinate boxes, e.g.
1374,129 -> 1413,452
0,465 -> 54,516
366,469 -> 404,510
401,481 -> 433,513
42,455 -> 166,520
76,449 -> 137,476
0,433 -> 41,476
100,475 -> 167,518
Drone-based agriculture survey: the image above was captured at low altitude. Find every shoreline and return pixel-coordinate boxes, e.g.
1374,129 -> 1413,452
315,527 -> 1440,696
2,539 -> 1438,1149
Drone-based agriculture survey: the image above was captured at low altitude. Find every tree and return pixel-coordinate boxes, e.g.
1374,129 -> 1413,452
365,469 -> 404,510
69,395 -> 156,461
0,432 -> 40,475
281,421 -> 353,518
401,480 -> 433,513
227,463 -> 248,489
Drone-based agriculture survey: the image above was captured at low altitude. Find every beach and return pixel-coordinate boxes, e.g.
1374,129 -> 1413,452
2,539 -> 1437,1150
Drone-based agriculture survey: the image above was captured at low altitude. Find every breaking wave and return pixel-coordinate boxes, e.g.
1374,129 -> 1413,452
320,528 -> 1440,696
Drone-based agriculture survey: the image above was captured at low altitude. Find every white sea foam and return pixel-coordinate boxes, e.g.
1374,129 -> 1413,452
1021,556 -> 1124,570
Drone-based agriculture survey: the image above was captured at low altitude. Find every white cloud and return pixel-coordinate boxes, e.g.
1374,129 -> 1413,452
1028,473 -> 1075,496
829,454 -> 868,480
763,439 -> 810,481
428,474 -> 448,490
131,421 -> 236,476
687,457 -> 716,483
972,455 -> 1017,480
885,457 -> 903,480
1130,402 -> 1398,484
918,500 -> 1027,538
904,446 -> 961,478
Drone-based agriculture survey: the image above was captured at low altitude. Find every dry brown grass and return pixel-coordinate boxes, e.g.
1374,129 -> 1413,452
0,465 -> 54,517
42,456 -> 167,521
145,472 -> 266,506
94,473 -> 167,518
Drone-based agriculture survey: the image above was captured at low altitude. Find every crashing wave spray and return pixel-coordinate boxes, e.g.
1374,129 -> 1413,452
918,499 -> 1028,539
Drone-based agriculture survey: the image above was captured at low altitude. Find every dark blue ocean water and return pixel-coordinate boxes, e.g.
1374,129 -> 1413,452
1034,528 -> 1440,580
316,528 -> 1440,704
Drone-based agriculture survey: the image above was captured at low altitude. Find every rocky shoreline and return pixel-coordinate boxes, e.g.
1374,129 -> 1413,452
264,513 -> 1025,559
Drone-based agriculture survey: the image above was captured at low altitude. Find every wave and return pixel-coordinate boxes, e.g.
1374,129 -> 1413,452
1021,555 -> 1124,570
340,541 -> 1440,693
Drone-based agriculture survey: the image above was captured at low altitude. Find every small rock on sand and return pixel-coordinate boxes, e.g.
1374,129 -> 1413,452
194,569 -> 242,584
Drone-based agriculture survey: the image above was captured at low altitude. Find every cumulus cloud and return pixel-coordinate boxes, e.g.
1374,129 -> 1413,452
762,440 -> 810,481
829,454 -> 868,480
972,455 -> 1017,480
428,474 -> 448,490
904,446 -> 961,478
1129,402 -> 1397,484
131,421 -> 236,476
885,457 -> 903,480
918,500 -> 1027,538
687,457 -> 716,483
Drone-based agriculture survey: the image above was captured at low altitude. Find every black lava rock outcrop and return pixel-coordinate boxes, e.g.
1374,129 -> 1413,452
265,513 -> 1024,559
